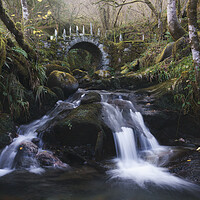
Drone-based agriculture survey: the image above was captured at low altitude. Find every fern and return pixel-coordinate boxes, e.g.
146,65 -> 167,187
11,47 -> 28,58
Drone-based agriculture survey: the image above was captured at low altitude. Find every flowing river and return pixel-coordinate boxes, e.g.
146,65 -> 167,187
0,89 -> 199,200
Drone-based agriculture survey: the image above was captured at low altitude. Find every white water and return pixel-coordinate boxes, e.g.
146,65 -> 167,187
0,94 -> 84,177
0,90 -> 196,189
101,96 -> 193,188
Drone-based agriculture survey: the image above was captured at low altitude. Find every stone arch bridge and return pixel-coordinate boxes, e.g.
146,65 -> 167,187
65,36 -> 110,69
45,31 -> 110,69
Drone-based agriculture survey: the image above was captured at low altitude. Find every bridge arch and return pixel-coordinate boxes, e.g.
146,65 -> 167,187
66,36 -> 110,69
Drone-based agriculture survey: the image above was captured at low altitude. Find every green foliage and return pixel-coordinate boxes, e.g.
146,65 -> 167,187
140,53 -> 200,115
11,47 -> 28,58
35,85 -> 48,107
165,31 -> 174,43
0,74 -> 29,119
34,64 -> 47,85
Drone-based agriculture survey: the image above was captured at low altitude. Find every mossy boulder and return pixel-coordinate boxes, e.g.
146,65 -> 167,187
81,92 -> 101,105
48,103 -> 102,146
93,70 -> 111,79
44,64 -> 71,77
43,103 -> 115,159
47,70 -> 79,97
72,69 -> 88,79
0,113 -> 16,149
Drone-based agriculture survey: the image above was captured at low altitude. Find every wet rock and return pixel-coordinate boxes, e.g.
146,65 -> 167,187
167,149 -> 200,185
0,114 -> 16,149
18,141 -> 39,156
43,103 -> 115,160
51,86 -> 65,100
36,151 -> 68,168
32,138 -> 40,145
47,70 -> 79,97
81,92 -> 101,105
14,141 -> 39,168
47,103 -> 103,146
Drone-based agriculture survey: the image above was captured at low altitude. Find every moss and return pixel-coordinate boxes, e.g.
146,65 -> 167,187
103,40 -> 146,71
172,37 -> 190,61
156,42 -> 175,63
138,42 -> 167,69
44,64 -> 71,76
72,69 -> 88,79
47,70 -> 78,97
0,37 -> 6,74
51,103 -> 103,146
94,70 -> 111,79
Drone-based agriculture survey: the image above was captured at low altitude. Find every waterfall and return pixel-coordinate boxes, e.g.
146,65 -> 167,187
0,93 -> 84,177
101,93 -> 192,188
0,89 -> 196,189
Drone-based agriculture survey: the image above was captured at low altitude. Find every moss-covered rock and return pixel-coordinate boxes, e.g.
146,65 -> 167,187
81,92 -> 101,105
93,70 -> 111,79
44,64 -> 71,77
50,103 -> 102,146
43,103 -> 115,159
0,113 -> 16,149
47,70 -> 78,97
72,69 -> 88,79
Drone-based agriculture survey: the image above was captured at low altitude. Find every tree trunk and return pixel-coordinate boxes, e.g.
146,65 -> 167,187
187,0 -> 200,83
0,0 -> 36,61
167,0 -> 186,40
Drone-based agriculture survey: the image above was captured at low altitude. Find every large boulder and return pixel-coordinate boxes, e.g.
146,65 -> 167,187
47,70 -> 79,97
43,103 -> 115,160
45,103 -> 102,146
0,114 -> 16,149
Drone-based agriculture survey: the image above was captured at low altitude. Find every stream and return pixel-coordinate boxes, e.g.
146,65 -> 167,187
0,89 -> 199,200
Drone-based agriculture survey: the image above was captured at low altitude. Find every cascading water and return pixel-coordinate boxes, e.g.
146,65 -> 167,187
101,93 -> 193,188
0,89 -> 196,190
0,93 -> 84,177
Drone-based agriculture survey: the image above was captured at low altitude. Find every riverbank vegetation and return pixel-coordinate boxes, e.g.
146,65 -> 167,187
0,0 -> 199,122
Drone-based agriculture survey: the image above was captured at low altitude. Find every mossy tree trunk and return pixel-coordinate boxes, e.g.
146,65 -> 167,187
167,0 -> 186,40
0,0 -> 36,61
187,0 -> 200,84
